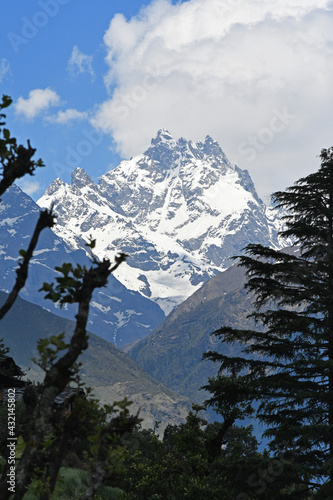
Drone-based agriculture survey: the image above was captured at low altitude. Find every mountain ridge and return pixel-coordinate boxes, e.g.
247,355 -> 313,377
38,129 -> 283,314
0,290 -> 190,430
0,185 -> 164,347
127,262 -> 258,403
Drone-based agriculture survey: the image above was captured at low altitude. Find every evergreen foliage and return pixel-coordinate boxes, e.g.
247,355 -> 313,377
204,147 -> 333,496
106,408 -> 311,500
109,410 -> 264,499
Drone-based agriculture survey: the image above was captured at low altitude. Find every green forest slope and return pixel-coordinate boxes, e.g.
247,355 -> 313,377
128,264 -> 260,402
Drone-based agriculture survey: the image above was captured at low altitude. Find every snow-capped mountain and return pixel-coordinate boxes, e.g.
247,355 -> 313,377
0,185 -> 164,347
38,130 -> 283,314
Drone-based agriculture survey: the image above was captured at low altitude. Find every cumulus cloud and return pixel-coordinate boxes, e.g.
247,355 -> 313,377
0,59 -> 10,82
45,108 -> 88,125
68,45 -> 94,79
15,88 -> 60,120
92,0 -> 333,197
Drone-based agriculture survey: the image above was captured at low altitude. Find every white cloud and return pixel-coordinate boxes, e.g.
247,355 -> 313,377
17,180 -> 42,197
92,0 -> 333,197
45,108 -> 88,125
0,59 -> 10,82
68,45 -> 94,79
15,88 -> 60,120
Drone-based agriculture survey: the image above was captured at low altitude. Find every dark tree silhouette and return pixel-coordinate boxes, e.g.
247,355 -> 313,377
205,147 -> 333,497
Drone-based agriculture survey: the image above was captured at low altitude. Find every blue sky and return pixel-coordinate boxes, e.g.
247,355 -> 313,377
1,0 -> 333,201
1,1 -> 154,197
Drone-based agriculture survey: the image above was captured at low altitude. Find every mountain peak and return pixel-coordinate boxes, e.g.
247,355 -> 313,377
38,129 -> 282,316
43,178 -> 67,197
150,129 -> 176,148
144,129 -> 177,165
148,130 -> 226,159
197,135 -> 223,156
71,168 -> 94,188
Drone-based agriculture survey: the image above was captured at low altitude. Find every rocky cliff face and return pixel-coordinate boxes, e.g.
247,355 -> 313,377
38,129 -> 282,314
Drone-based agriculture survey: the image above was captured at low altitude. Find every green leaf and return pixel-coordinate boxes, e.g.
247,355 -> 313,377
39,282 -> 53,292
73,267 -> 83,278
90,444 -> 99,455
49,333 -> 68,350
62,263 -> 72,275
55,263 -> 72,276
1,95 -> 12,110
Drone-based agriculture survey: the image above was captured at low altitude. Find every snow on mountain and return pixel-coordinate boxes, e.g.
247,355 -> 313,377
38,130 -> 283,314
0,185 -> 164,347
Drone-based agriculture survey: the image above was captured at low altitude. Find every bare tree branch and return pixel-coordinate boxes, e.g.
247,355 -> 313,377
0,255 -> 128,500
0,208 -> 56,321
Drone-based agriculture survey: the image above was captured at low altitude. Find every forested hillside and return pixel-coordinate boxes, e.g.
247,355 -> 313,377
128,263 -> 260,402
0,291 -> 190,430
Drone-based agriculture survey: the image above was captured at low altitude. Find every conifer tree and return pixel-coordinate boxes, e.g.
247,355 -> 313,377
204,147 -> 333,497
